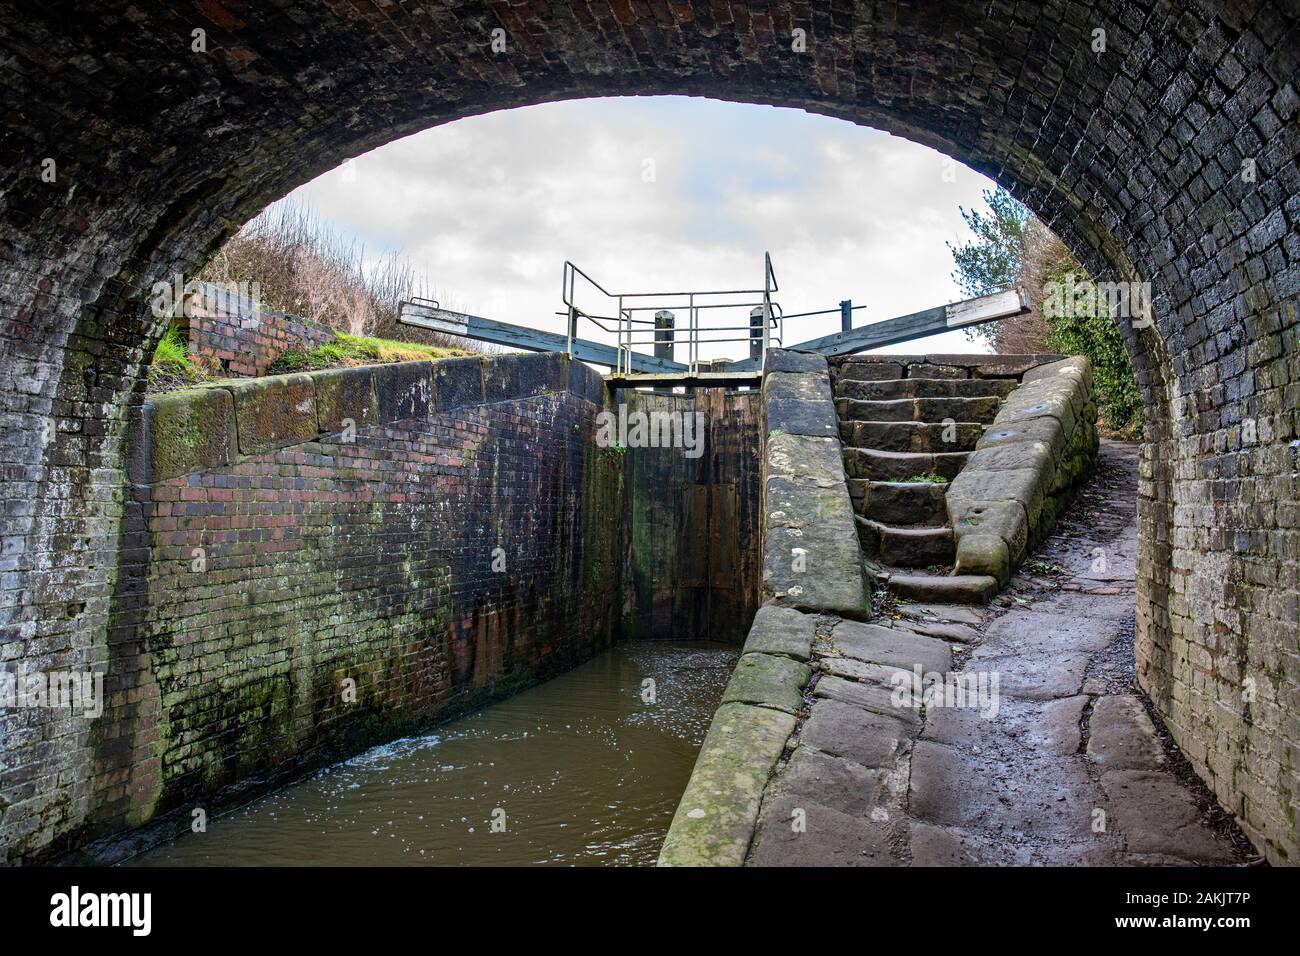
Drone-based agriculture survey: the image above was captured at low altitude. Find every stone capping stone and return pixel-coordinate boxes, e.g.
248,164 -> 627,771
126,385 -> 237,485
720,651 -> 813,714
947,355 -> 1099,583
659,348 -> 869,866
128,352 -> 601,484
658,703 -> 798,867
761,352 -> 869,618
741,605 -> 816,661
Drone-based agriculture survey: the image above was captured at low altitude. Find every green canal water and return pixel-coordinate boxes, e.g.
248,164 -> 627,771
129,641 -> 738,867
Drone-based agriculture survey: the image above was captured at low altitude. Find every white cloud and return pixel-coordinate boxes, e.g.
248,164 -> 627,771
276,96 -> 1001,359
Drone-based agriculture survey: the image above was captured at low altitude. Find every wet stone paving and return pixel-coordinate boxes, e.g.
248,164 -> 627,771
748,441 -> 1258,866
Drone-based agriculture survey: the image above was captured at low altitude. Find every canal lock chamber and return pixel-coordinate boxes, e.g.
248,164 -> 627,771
99,356 -> 765,866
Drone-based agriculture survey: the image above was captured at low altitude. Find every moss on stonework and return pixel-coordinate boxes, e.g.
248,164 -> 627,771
144,386 -> 235,480
101,386 -> 630,865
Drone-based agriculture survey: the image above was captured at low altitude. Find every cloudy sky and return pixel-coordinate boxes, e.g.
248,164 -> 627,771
275,95 -> 1000,360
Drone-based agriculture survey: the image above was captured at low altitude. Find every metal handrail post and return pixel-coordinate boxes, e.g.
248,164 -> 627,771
762,256 -> 772,360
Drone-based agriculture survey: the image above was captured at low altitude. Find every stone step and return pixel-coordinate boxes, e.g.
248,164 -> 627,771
835,377 -> 1019,401
842,448 -> 971,482
835,395 -> 1002,425
834,361 -> 906,383
855,517 -> 955,567
844,479 -> 949,525
839,420 -> 983,453
880,571 -> 1000,605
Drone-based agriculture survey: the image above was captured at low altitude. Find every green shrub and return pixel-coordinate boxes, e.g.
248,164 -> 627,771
1038,248 -> 1145,439
948,188 -> 1145,439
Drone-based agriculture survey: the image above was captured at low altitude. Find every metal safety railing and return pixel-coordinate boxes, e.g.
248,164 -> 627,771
559,253 -> 784,375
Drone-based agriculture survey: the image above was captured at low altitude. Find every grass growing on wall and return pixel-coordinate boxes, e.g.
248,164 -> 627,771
152,323 -> 189,369
148,323 -> 215,392
269,332 -> 467,373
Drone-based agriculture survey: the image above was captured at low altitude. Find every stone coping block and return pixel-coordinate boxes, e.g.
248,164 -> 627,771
484,351 -> 568,403
947,356 -> 1096,582
720,652 -> 812,714
1022,353 -> 1092,388
949,466 -> 1050,530
765,432 -> 843,483
433,356 -> 485,410
765,397 -> 840,438
127,386 -> 237,484
657,702 -> 797,867
765,350 -> 829,374
224,372 -> 318,455
997,380 -> 1085,437
764,369 -> 834,404
374,360 -> 433,424
133,352 -> 604,483
312,365 -> 378,435
764,476 -> 869,618
978,415 -> 1066,459
742,605 -> 817,661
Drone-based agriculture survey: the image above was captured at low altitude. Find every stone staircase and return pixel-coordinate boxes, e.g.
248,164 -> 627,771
834,364 -> 1019,604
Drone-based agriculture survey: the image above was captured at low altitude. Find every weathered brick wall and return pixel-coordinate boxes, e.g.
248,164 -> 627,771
1138,364 -> 1300,866
0,1 -> 1295,863
184,282 -> 336,377
4,353 -> 623,863
620,388 -> 763,643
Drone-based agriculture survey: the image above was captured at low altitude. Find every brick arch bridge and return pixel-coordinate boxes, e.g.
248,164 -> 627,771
0,2 -> 1295,863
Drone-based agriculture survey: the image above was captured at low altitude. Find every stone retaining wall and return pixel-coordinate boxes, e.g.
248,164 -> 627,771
947,356 -> 1101,583
12,352 -> 623,863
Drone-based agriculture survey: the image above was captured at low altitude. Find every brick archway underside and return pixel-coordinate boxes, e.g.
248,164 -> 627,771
0,1 -> 1295,863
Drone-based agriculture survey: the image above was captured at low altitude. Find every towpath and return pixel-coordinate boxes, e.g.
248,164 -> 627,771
747,440 -> 1256,866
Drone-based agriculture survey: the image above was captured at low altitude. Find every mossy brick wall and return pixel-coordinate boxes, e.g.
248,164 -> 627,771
620,388 -> 762,644
185,282 -> 336,377
1,0 -> 1297,865
3,352 -> 622,863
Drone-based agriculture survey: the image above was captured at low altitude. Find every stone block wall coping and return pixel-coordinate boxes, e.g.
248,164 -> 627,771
129,352 -> 604,484
947,356 -> 1099,583
829,352 -> 1069,381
